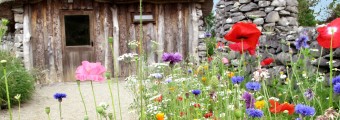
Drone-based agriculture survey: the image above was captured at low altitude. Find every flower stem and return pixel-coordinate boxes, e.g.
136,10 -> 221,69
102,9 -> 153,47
107,80 -> 117,120
90,81 -> 99,119
329,32 -> 335,107
77,81 -> 88,116
115,77 -> 123,120
59,102 -> 62,120
3,66 -> 12,120
48,113 -> 51,120
18,100 -> 20,120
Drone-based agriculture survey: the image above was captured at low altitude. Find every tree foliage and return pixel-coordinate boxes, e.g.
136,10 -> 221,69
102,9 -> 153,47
297,0 -> 319,26
326,1 -> 340,22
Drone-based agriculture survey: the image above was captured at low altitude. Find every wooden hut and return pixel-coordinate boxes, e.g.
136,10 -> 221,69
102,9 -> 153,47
0,0 -> 213,83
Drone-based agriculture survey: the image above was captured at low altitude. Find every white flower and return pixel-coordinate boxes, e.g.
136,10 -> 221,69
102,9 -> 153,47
269,97 -> 280,101
227,105 -> 235,110
328,26 -> 338,35
256,96 -> 264,100
310,49 -> 319,52
252,68 -> 270,82
316,74 -> 325,82
280,74 -> 287,79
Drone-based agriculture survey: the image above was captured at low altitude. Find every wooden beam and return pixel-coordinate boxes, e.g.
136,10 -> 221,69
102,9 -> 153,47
23,5 -> 33,70
177,3 -> 183,56
156,4 -> 164,62
110,5 -> 120,73
189,3 -> 199,63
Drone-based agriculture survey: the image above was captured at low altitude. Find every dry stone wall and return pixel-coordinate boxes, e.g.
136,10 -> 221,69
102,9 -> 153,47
0,6 -> 24,59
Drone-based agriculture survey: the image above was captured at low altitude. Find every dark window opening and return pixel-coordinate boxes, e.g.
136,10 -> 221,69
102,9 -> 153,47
65,15 -> 90,46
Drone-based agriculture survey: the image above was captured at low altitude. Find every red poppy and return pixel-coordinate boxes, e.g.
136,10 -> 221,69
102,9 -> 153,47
317,18 -> 340,48
208,56 -> 213,62
224,22 -> 261,55
177,96 -> 183,101
280,102 -> 295,115
260,57 -> 274,66
155,95 -> 162,102
180,112 -> 186,117
193,103 -> 201,108
204,112 -> 213,118
269,99 -> 281,113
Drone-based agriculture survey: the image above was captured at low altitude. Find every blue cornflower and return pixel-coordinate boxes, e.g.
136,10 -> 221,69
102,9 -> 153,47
304,89 -> 314,100
165,78 -> 172,83
192,90 -> 201,96
295,35 -> 309,50
205,32 -> 212,38
332,75 -> 340,85
151,73 -> 163,79
295,104 -> 315,116
188,69 -> 192,74
54,93 -> 67,102
246,108 -> 263,118
231,76 -> 244,84
334,83 -> 340,94
246,82 -> 261,91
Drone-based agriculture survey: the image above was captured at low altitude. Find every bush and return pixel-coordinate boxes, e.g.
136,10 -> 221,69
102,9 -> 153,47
0,51 -> 35,107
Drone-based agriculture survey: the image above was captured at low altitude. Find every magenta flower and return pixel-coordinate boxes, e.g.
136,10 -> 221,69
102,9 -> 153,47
162,52 -> 183,64
75,61 -> 106,82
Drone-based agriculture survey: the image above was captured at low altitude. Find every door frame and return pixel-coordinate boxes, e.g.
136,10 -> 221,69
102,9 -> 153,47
60,10 -> 95,81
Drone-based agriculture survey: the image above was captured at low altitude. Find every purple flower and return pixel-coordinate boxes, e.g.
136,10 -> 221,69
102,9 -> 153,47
165,78 -> 172,83
231,76 -> 244,84
295,35 -> 309,50
205,32 -> 212,38
192,89 -> 201,96
246,82 -> 261,91
54,93 -> 67,102
295,104 -> 315,116
188,69 -> 192,73
162,52 -> 182,64
246,108 -> 263,118
332,75 -> 340,85
304,89 -> 314,100
242,92 -> 255,108
334,83 -> 340,94
151,73 -> 163,79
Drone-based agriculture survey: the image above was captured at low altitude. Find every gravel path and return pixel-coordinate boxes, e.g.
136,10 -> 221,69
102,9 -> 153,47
0,80 -> 137,120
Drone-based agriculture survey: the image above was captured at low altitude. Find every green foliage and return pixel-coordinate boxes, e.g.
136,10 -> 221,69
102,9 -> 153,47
298,0 -> 318,26
326,3 -> 340,22
0,51 -> 35,106
204,37 -> 216,57
204,12 -> 215,36
0,18 -> 9,43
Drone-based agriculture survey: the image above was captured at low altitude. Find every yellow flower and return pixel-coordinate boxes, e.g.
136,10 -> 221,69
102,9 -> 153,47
227,71 -> 235,78
203,65 -> 209,70
156,113 -> 164,120
169,87 -> 175,92
201,77 -> 207,82
254,100 -> 265,109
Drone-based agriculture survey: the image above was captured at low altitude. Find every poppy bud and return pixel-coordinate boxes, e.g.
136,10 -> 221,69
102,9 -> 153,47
96,106 -> 104,114
105,72 -> 111,79
0,60 -> 7,67
108,113 -> 113,120
45,107 -> 50,114
234,109 -> 243,118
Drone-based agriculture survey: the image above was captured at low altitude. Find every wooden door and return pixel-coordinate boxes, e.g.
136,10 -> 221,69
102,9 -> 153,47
61,11 -> 95,82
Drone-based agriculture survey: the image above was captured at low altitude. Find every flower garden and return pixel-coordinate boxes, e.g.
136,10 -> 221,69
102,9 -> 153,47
1,2 -> 340,120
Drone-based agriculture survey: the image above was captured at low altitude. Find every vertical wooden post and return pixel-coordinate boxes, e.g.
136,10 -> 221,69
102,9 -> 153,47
110,5 -> 120,73
177,3 -> 183,56
157,4 -> 164,62
23,5 -> 33,71
189,3 -> 199,63
104,6 -> 109,70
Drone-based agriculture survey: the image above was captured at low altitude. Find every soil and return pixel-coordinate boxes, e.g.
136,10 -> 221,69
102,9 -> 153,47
0,80 -> 137,120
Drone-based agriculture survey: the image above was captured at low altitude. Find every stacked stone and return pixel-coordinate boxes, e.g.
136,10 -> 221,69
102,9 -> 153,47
215,0 -> 299,43
12,6 -> 24,59
196,4 -> 209,62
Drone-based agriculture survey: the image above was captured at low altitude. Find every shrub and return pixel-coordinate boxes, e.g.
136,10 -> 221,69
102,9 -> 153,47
0,51 -> 35,107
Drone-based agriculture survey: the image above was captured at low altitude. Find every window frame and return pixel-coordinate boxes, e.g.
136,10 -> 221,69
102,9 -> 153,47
60,10 -> 94,48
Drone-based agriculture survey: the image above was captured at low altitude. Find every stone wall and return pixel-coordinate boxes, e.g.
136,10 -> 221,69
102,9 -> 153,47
196,4 -> 209,62
0,5 -> 24,59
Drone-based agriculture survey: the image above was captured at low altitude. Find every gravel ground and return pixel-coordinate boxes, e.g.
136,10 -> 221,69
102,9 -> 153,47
0,80 -> 137,120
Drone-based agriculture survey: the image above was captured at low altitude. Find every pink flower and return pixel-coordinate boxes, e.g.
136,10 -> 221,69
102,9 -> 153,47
75,61 -> 106,82
222,57 -> 229,64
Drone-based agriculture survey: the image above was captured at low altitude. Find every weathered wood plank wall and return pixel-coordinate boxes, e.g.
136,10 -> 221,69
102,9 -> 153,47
28,0 -> 196,82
